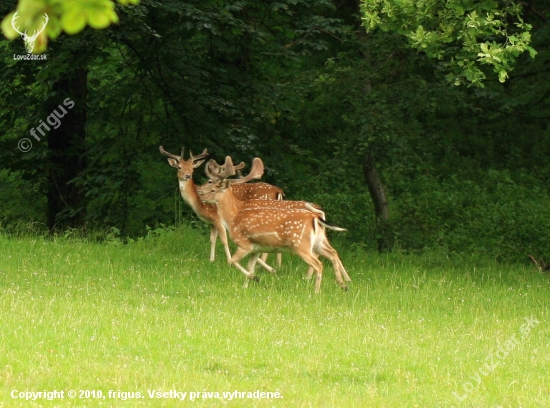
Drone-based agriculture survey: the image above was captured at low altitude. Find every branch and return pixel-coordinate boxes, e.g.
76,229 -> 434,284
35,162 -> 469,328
475,105 -> 550,120
51,174 -> 70,207
285,27 -> 344,49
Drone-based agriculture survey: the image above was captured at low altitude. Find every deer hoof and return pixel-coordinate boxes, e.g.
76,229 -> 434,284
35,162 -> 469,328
248,275 -> 260,282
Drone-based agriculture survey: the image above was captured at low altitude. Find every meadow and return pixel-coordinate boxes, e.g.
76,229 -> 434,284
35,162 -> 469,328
0,225 -> 548,407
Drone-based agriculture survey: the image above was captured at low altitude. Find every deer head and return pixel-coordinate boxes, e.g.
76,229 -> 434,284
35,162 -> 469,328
159,146 -> 209,181
12,11 -> 49,54
200,156 -> 264,202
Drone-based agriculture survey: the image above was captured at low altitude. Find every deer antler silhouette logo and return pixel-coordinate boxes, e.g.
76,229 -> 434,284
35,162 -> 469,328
11,11 -> 49,54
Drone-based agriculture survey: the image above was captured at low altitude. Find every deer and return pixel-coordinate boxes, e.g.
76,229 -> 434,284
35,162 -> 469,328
12,11 -> 49,54
199,156 -> 351,293
199,158 -> 285,268
159,146 -> 284,270
199,158 -> 328,274
199,158 -> 332,268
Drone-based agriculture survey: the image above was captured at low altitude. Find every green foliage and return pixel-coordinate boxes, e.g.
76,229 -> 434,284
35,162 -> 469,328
0,170 -> 45,224
0,0 -> 549,262
361,0 -> 537,85
391,170 -> 550,261
2,0 -> 139,53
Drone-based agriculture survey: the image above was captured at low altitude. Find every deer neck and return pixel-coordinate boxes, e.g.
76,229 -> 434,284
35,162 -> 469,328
178,178 -> 206,213
215,188 -> 244,227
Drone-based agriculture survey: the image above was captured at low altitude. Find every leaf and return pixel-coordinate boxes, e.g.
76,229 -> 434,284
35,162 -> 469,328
88,9 -> 117,29
1,12 -> 19,40
61,9 -> 87,35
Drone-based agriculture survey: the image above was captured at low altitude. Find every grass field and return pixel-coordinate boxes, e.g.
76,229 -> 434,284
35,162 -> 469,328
0,225 -> 548,407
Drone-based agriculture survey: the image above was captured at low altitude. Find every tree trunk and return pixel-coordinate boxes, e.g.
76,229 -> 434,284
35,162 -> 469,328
362,153 -> 392,251
46,68 -> 88,231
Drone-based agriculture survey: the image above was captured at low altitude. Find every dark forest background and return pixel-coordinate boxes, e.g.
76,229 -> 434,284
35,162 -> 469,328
1,0 -> 549,263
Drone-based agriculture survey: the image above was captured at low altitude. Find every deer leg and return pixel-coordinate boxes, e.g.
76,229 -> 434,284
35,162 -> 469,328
242,252 -> 262,288
256,257 -> 277,273
276,253 -> 282,267
213,221 -> 232,264
209,224 -> 218,262
339,259 -> 351,283
230,247 -> 259,283
332,250 -> 351,283
305,254 -> 320,280
295,248 -> 324,294
314,238 -> 349,291
257,253 -> 276,273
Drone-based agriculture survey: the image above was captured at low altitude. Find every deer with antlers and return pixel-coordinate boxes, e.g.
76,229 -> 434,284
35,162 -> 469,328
199,156 -> 351,293
159,146 -> 284,269
199,158 -> 329,274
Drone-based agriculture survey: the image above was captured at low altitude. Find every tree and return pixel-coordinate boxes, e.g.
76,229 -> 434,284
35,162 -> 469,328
361,0 -> 537,86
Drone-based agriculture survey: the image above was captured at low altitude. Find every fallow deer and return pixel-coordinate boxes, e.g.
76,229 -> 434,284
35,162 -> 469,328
160,146 -> 228,263
159,146 -> 283,270
200,156 -> 351,293
200,158 -> 328,273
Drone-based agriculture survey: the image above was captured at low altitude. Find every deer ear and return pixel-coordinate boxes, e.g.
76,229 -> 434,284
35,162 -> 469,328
167,158 -> 179,168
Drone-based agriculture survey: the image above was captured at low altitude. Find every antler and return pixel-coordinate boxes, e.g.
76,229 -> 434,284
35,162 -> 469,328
159,145 -> 181,160
205,159 -> 222,181
189,148 -> 209,162
205,157 -> 236,180
207,158 -> 245,179
159,146 -> 209,162
230,161 -> 246,171
205,157 -> 264,184
231,157 -> 264,184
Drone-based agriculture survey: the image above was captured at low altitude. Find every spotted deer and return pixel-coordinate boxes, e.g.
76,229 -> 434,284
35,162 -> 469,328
160,146 -> 228,262
200,156 -> 351,293
200,158 -> 327,274
159,146 -> 282,270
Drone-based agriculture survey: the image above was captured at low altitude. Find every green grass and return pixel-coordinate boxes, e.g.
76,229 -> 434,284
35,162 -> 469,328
0,225 -> 549,407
